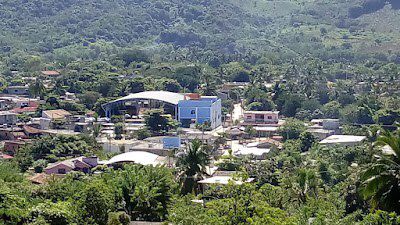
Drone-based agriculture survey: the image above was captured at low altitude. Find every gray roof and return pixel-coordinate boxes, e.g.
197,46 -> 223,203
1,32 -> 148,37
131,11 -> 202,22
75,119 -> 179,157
107,91 -> 185,106
319,135 -> 366,144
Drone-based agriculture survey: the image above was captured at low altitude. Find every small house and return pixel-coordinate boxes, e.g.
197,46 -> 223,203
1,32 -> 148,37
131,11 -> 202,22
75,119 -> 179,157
41,109 -> 72,129
42,109 -> 72,121
319,135 -> 366,146
6,86 -> 29,95
44,156 -> 98,175
41,70 -> 61,77
243,111 -> 279,125
0,111 -> 17,125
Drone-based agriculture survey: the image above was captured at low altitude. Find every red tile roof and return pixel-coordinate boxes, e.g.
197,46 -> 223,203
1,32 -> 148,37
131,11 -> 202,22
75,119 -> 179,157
11,107 -> 38,113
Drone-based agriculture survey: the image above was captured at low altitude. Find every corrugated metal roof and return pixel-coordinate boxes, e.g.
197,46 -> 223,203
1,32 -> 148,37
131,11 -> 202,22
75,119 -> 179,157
107,91 -> 185,106
105,151 -> 162,166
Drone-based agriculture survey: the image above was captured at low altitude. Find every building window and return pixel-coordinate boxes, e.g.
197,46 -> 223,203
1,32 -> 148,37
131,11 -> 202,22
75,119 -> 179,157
58,168 -> 66,174
246,116 -> 252,119
267,116 -> 272,119
255,114 -> 264,121
191,110 -> 196,115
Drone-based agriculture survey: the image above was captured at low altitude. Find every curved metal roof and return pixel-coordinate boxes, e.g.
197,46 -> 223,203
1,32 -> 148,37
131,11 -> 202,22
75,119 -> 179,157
105,151 -> 162,166
106,91 -> 185,106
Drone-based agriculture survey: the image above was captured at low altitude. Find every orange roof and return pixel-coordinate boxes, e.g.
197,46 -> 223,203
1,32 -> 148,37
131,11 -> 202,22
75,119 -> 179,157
11,107 -> 38,113
23,125 -> 42,134
41,71 -> 60,76
28,173 -> 64,184
185,93 -> 201,100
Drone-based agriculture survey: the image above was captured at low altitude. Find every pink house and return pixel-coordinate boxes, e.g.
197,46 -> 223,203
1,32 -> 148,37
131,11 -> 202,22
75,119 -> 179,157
44,156 -> 98,175
243,111 -> 279,125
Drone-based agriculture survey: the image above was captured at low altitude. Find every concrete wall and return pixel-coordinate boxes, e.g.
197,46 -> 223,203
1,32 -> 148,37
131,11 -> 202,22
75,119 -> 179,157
243,112 -> 279,124
82,157 -> 98,167
210,99 -> 222,128
322,119 -> 340,130
6,87 -> 29,95
0,113 -> 17,125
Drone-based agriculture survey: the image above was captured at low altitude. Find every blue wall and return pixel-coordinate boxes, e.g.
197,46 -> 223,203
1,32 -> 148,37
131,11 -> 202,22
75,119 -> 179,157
163,137 -> 181,149
178,97 -> 221,129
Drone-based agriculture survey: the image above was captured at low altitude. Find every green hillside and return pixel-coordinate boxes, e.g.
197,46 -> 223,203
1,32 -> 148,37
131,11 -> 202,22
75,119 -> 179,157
1,0 -> 399,58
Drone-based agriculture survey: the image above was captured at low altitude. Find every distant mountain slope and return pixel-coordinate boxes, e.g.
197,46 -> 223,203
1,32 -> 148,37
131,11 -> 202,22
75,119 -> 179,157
0,0 -> 399,56
0,0 -> 270,54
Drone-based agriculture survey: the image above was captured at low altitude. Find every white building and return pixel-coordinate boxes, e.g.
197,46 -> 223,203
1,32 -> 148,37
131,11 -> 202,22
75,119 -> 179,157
319,135 -> 366,146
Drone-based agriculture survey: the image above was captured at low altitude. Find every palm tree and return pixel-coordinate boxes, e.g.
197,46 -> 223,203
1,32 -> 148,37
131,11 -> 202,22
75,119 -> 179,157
244,125 -> 257,140
29,80 -> 46,99
92,123 -> 102,138
290,168 -> 319,204
361,130 -> 400,212
176,139 -> 210,194
200,73 -> 217,96
213,132 -> 228,152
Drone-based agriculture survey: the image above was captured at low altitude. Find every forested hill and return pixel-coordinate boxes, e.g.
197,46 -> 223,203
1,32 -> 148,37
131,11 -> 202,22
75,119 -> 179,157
1,0 -> 400,58
0,0 -> 269,54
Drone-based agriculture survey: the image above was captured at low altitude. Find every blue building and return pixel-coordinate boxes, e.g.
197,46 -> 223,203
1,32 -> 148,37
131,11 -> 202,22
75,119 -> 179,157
178,94 -> 222,129
102,91 -> 222,130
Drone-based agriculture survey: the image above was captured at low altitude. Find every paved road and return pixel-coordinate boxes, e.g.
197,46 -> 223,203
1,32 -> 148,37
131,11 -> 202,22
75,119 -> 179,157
232,103 -> 244,123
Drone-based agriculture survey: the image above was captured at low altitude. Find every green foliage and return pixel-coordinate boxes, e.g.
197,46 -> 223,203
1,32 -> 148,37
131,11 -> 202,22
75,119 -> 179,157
76,180 -> 115,225
176,139 -> 210,194
216,152 -> 244,172
110,165 -> 178,221
135,128 -> 151,140
111,115 -> 124,124
15,135 -> 100,171
168,66 -> 201,91
169,183 -> 297,225
32,159 -> 47,173
107,212 -> 130,225
0,183 -> 29,223
279,118 -> 307,141
1,163 -> 178,224
361,210 -> 400,225
30,201 -> 75,225
247,101 -> 274,111
144,110 -> 177,134
279,94 -> 303,118
322,101 -> 341,119
1,1 -> 400,224
299,131 -> 317,152
29,80 -> 46,99
361,130 -> 400,213
125,78 -> 145,94
119,49 -> 149,66
244,125 -> 257,139
79,91 -> 101,109
0,161 -> 25,183
114,123 -> 124,140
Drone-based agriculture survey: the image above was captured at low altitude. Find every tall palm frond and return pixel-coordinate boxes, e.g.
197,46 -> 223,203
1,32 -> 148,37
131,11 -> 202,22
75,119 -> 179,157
176,139 -> 210,194
361,130 -> 400,212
